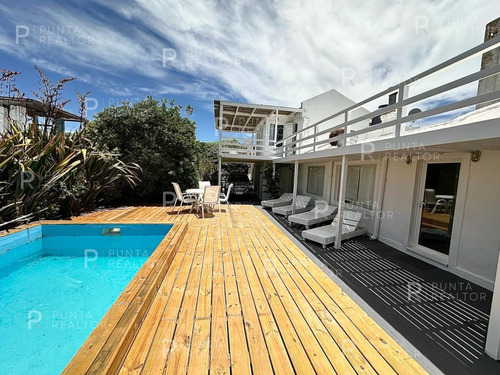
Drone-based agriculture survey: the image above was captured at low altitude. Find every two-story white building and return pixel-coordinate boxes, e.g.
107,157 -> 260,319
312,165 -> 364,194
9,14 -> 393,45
214,30 -> 500,359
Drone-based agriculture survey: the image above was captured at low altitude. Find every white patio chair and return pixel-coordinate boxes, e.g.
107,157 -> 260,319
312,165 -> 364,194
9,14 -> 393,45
302,210 -> 366,248
172,182 -> 197,215
424,189 -> 447,214
201,185 -> 221,218
199,181 -> 211,189
219,183 -> 233,210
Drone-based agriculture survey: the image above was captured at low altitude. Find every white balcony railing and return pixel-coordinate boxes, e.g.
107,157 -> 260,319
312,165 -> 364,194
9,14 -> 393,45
219,137 -> 274,158
275,35 -> 500,159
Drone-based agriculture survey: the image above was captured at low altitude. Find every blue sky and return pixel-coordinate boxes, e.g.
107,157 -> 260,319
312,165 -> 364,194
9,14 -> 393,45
0,0 -> 497,141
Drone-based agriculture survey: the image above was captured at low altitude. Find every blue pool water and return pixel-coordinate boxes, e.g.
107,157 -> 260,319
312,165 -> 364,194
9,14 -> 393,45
0,224 -> 172,375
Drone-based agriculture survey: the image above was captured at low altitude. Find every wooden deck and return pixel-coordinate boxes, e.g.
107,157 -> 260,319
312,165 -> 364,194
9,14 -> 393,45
65,205 -> 427,374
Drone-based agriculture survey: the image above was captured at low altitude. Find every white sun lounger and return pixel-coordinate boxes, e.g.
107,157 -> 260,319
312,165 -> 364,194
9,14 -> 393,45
261,193 -> 293,208
272,195 -> 312,217
302,210 -> 366,248
288,203 -> 337,229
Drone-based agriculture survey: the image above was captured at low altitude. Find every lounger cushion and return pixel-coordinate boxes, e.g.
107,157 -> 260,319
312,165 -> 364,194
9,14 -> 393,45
272,195 -> 312,216
273,205 -> 311,216
261,193 -> 293,208
302,210 -> 364,246
288,204 -> 337,227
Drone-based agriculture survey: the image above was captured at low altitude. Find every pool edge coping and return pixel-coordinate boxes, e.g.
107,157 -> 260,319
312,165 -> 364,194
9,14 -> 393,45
58,220 -> 188,374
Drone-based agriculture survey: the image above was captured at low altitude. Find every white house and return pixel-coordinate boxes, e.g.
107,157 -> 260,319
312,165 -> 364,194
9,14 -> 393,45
214,28 -> 500,360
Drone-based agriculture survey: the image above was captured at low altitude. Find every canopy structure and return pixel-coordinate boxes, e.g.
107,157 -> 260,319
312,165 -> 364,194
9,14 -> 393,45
214,100 -> 303,133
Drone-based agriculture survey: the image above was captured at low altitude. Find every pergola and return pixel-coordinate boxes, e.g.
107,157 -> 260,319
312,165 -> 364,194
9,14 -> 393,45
214,100 -> 303,185
214,100 -> 302,133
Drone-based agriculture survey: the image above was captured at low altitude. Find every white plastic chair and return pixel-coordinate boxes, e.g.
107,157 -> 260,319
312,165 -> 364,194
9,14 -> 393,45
424,189 -> 447,214
219,183 -> 233,210
172,182 -> 196,215
198,181 -> 211,189
201,185 -> 221,218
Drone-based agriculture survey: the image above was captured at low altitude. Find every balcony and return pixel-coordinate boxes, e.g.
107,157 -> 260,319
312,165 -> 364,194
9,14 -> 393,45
274,35 -> 500,162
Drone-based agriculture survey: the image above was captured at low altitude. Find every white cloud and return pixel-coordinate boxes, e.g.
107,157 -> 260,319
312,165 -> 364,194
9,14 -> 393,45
0,0 -> 498,110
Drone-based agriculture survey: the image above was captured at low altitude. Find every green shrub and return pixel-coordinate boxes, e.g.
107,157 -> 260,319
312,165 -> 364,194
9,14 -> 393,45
0,121 -> 140,228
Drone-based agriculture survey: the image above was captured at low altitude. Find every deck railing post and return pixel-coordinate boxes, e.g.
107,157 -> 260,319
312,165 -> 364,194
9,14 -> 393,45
396,84 -> 409,137
313,124 -> 317,152
335,155 -> 348,249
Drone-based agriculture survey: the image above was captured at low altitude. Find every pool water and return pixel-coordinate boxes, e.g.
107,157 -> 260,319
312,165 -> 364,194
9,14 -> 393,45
0,224 -> 171,375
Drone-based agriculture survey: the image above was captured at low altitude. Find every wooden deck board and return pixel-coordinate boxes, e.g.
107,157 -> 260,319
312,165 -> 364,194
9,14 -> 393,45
64,205 -> 428,374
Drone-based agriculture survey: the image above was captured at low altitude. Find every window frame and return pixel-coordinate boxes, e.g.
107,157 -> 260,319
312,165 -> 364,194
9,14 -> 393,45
333,161 -> 379,210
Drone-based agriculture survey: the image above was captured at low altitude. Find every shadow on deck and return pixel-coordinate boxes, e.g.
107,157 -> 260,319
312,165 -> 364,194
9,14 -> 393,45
266,209 -> 499,375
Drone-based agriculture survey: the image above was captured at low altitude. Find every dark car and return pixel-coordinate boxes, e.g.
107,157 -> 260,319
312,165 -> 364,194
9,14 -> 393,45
225,172 -> 252,196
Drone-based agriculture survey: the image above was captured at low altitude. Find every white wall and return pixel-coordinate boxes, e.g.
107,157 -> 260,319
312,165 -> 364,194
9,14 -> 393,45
297,89 -> 370,153
378,158 -> 417,250
378,151 -> 500,290
455,150 -> 500,286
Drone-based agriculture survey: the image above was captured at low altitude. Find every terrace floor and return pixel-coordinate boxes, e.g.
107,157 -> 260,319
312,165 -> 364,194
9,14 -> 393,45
269,209 -> 499,375
67,205 -> 427,374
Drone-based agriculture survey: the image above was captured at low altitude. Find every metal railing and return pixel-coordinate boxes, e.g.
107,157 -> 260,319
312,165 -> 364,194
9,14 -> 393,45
274,35 -> 500,159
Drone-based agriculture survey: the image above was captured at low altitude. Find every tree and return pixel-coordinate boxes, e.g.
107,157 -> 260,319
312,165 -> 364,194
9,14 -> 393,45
0,67 -> 140,228
87,97 -> 198,203
196,141 -> 250,185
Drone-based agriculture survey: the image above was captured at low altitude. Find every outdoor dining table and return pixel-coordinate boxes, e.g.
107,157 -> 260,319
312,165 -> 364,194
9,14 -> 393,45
186,188 -> 204,212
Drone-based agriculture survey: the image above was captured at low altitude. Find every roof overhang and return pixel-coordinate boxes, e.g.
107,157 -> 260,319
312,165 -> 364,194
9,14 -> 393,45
275,118 -> 500,163
0,96 -> 82,121
214,100 -> 303,132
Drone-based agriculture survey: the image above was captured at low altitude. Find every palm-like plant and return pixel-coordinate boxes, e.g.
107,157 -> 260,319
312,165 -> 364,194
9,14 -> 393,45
0,121 -> 140,228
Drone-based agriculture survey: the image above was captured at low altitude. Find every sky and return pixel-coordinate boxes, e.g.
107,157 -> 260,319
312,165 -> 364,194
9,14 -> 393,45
0,0 -> 497,141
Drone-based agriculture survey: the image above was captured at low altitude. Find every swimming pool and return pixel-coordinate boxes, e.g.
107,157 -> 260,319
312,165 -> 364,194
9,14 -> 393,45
0,223 -> 172,375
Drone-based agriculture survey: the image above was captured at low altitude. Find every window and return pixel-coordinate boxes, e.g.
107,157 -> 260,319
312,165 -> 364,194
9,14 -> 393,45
307,166 -> 325,196
269,124 -> 284,145
339,165 -> 376,209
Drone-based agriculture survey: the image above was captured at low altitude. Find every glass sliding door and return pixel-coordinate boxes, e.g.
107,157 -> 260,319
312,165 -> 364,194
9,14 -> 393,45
417,162 -> 461,255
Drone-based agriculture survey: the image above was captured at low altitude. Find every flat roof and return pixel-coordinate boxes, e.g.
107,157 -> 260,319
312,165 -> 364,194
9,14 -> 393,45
0,96 -> 82,121
214,100 -> 303,132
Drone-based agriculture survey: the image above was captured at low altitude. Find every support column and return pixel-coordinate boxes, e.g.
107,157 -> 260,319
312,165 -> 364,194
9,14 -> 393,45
218,103 -> 223,186
274,109 -> 279,146
218,157 -> 222,186
486,253 -> 500,359
273,109 -> 279,178
335,155 -> 348,249
292,160 -> 299,215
